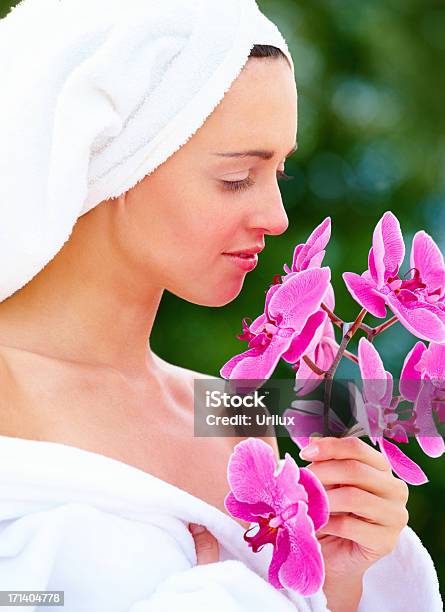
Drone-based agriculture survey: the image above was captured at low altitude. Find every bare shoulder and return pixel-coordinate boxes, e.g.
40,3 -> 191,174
152,353 -> 280,458
152,352 -> 219,383
0,345 -> 16,390
0,347 -> 6,375
177,363 -> 280,457
0,345 -> 27,434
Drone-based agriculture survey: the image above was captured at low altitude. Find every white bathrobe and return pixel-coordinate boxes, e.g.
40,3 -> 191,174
0,434 -> 442,612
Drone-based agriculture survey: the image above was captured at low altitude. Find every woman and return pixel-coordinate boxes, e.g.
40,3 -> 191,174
0,1 -> 441,610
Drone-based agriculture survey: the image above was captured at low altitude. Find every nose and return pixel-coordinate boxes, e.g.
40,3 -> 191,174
249,185 -> 289,237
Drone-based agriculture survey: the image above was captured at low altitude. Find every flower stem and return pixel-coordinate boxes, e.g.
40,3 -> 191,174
344,349 -> 359,364
302,355 -> 326,377
358,322 -> 374,334
368,315 -> 398,339
345,308 -> 368,340
321,303 -> 344,329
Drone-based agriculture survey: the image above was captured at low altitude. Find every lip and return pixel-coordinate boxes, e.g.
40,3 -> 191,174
222,252 -> 259,272
223,245 -> 264,256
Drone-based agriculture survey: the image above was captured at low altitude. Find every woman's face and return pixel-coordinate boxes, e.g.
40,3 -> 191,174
117,57 -> 297,306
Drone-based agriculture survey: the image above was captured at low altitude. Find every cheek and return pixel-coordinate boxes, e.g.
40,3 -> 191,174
152,181 -> 237,255
182,188 -> 244,248
156,197 -> 248,303
128,180 -> 231,264
121,174 -> 249,305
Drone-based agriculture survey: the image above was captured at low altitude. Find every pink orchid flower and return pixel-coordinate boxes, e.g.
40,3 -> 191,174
343,211 -> 445,343
292,283 -> 339,397
352,337 -> 429,484
220,267 -> 331,384
278,218 -> 337,395
399,341 -> 445,457
224,437 -> 329,596
282,400 -> 347,449
283,217 -> 331,274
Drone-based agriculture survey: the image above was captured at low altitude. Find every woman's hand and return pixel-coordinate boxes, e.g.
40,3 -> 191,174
188,523 -> 220,564
300,436 -> 409,610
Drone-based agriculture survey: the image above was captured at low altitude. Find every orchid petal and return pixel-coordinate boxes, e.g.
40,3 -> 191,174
342,272 -> 387,318
293,340 -> 337,397
307,251 -> 326,269
284,403 -> 346,447
226,328 -> 294,381
416,342 -> 445,384
348,382 -> 377,441
249,313 -> 268,335
226,438 -> 281,507
268,527 -> 290,589
220,345 -> 264,379
368,247 -> 379,284
410,231 -> 445,298
381,371 -> 395,409
279,504 -> 325,595
298,467 -> 330,530
264,284 -> 283,319
224,492 -> 274,522
358,338 -> 388,403
306,217 -> 331,250
268,268 -> 331,333
378,438 -> 428,485
389,425 -> 409,444
284,403 -> 325,448
414,383 -> 445,457
291,244 -> 305,271
293,357 -> 321,398
324,282 -> 335,311
226,438 -> 307,511
400,341 -> 427,402
295,218 -> 331,271
365,403 -> 386,437
275,454 -> 308,509
384,292 -> 445,343
415,434 -> 445,457
372,211 -> 405,287
281,311 -> 327,364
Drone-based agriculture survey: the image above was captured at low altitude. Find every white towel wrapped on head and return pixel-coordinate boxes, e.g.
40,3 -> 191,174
0,0 -> 294,302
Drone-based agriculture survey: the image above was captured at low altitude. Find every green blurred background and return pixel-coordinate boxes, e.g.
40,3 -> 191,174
2,0 -> 444,594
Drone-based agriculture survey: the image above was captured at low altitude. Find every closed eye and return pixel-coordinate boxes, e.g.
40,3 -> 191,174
221,170 -> 295,193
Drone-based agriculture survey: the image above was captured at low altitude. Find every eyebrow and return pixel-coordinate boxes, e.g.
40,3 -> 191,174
212,142 -> 298,160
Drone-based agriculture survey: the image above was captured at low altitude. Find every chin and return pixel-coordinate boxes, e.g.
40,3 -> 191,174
178,283 -> 243,308
211,279 -> 246,307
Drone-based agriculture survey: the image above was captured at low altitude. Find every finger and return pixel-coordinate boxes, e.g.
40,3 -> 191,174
300,436 -> 391,472
189,523 -> 219,565
317,514 -> 403,557
325,486 -> 409,528
305,459 -> 407,502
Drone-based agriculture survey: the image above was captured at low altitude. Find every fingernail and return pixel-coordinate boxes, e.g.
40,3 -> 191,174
299,443 -> 319,459
189,523 -> 206,535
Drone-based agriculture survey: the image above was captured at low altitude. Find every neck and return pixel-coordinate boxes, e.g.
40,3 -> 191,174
0,209 -> 164,380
